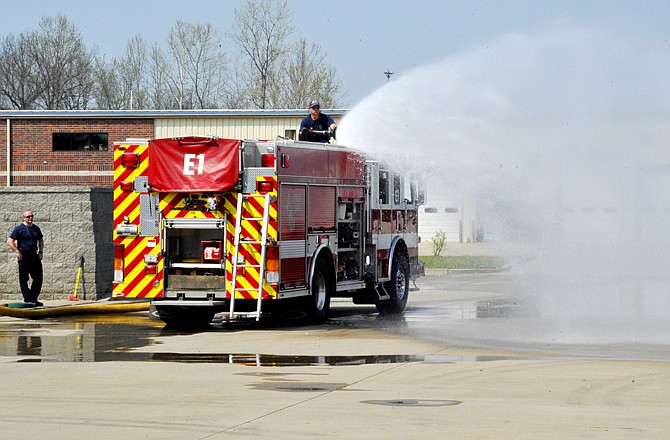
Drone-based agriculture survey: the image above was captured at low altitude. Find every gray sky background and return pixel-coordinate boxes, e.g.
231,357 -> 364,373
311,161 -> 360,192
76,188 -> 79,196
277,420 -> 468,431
1,0 -> 669,107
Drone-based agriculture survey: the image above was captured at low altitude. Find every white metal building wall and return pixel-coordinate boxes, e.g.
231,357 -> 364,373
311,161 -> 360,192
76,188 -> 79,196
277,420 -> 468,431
418,179 -> 465,243
154,116 -> 341,140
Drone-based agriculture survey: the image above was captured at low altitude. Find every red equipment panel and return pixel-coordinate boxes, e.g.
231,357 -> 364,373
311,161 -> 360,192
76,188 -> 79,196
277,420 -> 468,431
148,137 -> 240,192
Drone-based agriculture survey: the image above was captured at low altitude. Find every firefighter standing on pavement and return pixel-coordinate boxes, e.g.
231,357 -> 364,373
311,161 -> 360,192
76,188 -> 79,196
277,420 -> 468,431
7,209 -> 44,307
299,99 -> 337,142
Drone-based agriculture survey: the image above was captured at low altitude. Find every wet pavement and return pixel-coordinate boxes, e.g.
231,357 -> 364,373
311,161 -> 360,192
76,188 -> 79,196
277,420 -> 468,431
2,272 -> 670,363
1,273 -> 669,439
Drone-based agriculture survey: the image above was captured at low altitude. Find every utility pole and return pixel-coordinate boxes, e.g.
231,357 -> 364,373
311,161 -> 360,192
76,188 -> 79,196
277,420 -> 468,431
384,69 -> 394,82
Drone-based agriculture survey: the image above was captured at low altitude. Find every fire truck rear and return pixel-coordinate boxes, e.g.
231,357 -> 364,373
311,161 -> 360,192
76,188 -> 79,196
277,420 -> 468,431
113,135 -> 424,327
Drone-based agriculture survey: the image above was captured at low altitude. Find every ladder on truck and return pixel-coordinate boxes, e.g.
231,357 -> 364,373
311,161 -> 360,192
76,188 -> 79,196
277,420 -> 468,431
229,193 -> 271,321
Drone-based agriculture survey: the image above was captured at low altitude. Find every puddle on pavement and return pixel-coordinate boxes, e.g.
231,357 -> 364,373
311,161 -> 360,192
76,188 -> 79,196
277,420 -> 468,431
0,298 -> 542,364
249,382 -> 350,392
408,297 -> 538,321
0,314 -> 444,364
0,314 -> 164,362
361,399 -> 462,407
330,297 -> 538,332
150,353 -> 432,365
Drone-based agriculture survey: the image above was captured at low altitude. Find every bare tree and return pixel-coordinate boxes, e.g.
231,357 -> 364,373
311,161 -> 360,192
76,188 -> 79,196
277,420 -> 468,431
147,44 -> 176,109
1,9 -> 345,111
164,24 -> 191,109
220,67 -> 253,109
229,0 -> 294,108
92,35 -> 150,110
155,21 -> 228,109
180,22 -> 227,108
118,34 -> 149,109
92,55 -> 125,110
279,38 -> 342,108
28,15 -> 95,109
0,33 -> 39,109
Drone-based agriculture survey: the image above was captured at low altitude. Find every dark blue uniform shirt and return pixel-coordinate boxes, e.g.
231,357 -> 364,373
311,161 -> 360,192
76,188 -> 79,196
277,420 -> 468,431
9,224 -> 43,253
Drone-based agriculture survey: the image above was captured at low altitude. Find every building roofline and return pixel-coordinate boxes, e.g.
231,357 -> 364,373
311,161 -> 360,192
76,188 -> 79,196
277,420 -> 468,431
0,109 -> 348,119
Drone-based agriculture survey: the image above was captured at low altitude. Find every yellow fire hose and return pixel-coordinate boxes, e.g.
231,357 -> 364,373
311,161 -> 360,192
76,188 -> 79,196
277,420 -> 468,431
0,301 -> 150,319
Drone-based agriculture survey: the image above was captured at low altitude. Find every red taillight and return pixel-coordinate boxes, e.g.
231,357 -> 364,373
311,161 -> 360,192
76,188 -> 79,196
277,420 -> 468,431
114,245 -> 124,266
144,265 -> 157,275
266,246 -> 279,259
121,153 -> 140,167
120,181 -> 134,191
261,153 -> 275,167
114,245 -> 125,283
265,246 -> 279,272
257,180 -> 274,193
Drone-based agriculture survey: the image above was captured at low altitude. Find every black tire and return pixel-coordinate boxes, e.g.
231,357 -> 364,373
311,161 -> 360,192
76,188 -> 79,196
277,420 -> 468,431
304,258 -> 332,324
156,306 -> 215,329
376,252 -> 409,315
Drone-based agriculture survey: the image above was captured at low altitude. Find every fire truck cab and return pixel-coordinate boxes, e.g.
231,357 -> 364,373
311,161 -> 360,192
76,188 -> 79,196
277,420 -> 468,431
113,135 -> 424,327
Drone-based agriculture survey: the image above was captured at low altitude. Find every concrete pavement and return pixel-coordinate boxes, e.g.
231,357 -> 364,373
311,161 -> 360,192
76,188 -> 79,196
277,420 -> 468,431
1,325 -> 667,439
1,271 -> 668,439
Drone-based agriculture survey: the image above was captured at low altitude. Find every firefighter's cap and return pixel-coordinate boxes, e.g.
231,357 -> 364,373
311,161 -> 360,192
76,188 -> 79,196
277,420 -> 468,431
308,99 -> 320,108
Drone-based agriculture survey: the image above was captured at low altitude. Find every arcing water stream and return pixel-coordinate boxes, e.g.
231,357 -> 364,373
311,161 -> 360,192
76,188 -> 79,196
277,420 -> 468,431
338,24 -> 670,345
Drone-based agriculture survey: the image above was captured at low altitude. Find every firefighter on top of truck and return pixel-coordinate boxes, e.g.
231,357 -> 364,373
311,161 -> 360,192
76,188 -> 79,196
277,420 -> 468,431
299,99 -> 337,142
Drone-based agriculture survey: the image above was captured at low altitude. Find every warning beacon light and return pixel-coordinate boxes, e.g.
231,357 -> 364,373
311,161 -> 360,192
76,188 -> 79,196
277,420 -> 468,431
121,153 -> 140,168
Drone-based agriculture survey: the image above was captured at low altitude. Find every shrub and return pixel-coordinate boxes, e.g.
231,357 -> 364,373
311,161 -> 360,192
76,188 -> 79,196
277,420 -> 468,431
432,230 -> 447,256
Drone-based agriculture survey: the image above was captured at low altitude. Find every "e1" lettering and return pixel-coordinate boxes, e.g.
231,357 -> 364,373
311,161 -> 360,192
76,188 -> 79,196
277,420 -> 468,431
183,154 -> 205,175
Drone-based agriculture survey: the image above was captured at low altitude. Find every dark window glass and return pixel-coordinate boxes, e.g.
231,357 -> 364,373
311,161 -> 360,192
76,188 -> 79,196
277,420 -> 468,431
72,133 -> 88,150
378,171 -> 389,205
53,133 -> 71,150
89,133 -> 109,151
52,133 -> 109,151
393,175 -> 401,205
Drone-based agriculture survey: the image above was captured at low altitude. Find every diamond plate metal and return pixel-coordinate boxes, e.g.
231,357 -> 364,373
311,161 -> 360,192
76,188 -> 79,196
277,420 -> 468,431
140,194 -> 159,236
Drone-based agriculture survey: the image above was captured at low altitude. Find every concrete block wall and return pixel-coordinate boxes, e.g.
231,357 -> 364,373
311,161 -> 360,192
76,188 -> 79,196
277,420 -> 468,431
0,186 -> 113,301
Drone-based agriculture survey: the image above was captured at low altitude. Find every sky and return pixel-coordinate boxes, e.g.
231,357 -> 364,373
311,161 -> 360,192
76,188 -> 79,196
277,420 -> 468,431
2,0 -> 670,108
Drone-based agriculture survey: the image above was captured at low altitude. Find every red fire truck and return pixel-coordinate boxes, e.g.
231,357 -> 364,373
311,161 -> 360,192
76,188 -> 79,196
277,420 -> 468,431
113,135 -> 424,327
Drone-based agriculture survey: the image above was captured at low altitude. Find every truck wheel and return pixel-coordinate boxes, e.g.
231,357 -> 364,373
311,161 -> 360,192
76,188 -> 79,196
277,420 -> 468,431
304,258 -> 331,323
376,253 -> 409,315
156,307 -> 215,329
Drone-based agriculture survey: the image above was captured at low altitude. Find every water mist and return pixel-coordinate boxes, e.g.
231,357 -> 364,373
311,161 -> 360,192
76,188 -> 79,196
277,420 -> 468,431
338,24 -> 670,346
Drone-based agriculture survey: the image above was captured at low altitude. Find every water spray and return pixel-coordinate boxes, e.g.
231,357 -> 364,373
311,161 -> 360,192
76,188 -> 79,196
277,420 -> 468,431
338,24 -> 670,345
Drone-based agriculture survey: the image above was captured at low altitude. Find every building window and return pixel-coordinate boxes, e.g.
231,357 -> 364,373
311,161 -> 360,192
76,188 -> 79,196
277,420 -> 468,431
53,133 -> 109,151
445,207 -> 459,213
424,207 -> 438,213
